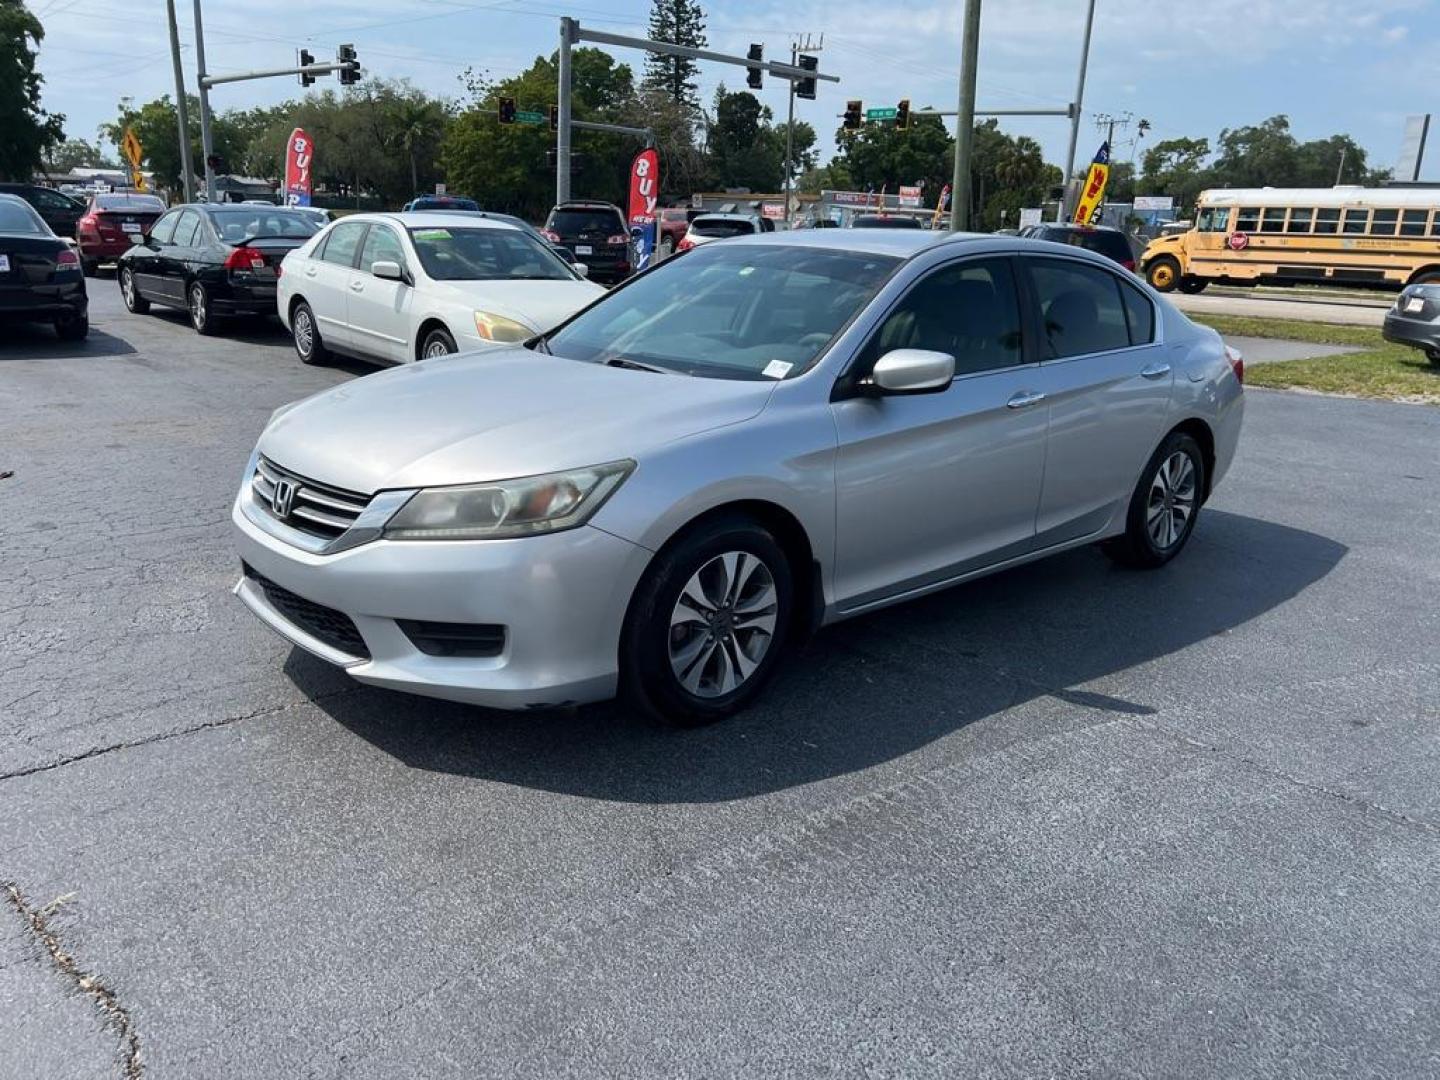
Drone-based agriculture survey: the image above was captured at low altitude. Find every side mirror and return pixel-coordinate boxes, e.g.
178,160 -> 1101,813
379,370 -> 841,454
572,260 -> 590,279
868,349 -> 956,395
371,260 -> 405,282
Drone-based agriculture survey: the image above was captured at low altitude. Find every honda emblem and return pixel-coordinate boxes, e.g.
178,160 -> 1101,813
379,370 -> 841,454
271,478 -> 297,518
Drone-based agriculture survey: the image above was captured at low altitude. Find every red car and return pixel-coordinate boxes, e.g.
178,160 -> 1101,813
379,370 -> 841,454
76,193 -> 166,275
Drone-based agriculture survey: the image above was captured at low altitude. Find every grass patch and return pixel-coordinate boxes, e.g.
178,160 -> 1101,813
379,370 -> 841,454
1190,314 -> 1440,404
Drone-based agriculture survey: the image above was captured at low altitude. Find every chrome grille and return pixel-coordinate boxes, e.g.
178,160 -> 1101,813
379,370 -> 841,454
251,457 -> 371,541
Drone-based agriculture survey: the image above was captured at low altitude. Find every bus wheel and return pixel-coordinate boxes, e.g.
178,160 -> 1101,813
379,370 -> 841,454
1178,276 -> 1209,295
1146,256 -> 1181,292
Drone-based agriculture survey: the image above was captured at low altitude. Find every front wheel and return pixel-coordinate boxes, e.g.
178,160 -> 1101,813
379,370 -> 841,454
1104,432 -> 1207,569
420,327 -> 457,359
1178,275 -> 1209,294
119,267 -> 149,313
54,314 -> 89,341
621,517 -> 794,726
1146,256 -> 1182,292
188,281 -> 218,336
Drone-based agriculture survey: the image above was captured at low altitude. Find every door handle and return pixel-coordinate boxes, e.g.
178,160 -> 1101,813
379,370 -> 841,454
304,266 -> 317,277
1007,390 -> 1046,409
1140,361 -> 1172,379
349,280 -> 364,292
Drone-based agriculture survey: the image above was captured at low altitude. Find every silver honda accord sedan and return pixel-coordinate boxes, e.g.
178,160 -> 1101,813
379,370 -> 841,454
232,230 -> 1244,724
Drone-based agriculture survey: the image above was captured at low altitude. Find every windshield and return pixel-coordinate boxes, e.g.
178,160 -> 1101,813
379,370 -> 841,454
408,226 -> 575,281
209,208 -> 320,241
0,199 -> 47,234
853,215 -> 922,229
549,208 -> 624,234
97,194 -> 165,212
543,243 -> 899,380
691,218 -> 755,238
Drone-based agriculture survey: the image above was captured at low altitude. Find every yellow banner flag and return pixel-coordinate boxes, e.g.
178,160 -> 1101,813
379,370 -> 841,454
1072,141 -> 1111,225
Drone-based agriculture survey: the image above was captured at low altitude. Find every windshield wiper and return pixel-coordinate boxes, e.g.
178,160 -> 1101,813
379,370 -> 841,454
603,356 -> 672,375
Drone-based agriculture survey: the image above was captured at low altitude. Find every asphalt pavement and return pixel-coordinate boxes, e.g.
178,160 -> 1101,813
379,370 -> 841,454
3,282 -> 1440,1079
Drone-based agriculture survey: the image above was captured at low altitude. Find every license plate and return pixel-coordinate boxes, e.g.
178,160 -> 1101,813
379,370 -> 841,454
1406,297 -> 1426,313
575,245 -> 593,255
0,254 -> 8,273
123,223 -> 143,234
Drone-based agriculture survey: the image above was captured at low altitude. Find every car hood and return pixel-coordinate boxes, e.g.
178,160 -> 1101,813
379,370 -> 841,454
259,348 -> 776,493
429,278 -> 606,333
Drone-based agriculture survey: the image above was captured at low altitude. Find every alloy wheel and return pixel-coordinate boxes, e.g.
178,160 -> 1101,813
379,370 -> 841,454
121,270 -> 135,306
423,338 -> 452,359
189,285 -> 206,330
294,308 -> 313,356
1147,450 -> 1197,550
667,551 -> 779,698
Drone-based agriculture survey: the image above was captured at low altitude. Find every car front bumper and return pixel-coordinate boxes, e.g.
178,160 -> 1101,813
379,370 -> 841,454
1383,312 -> 1440,354
231,490 -> 653,709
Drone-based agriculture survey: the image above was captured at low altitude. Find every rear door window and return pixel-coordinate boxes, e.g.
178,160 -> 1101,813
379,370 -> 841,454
172,210 -> 201,247
318,221 -> 367,268
148,211 -> 179,245
1027,258 -> 1133,359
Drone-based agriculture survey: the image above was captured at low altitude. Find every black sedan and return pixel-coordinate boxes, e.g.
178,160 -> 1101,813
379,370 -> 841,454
1383,282 -> 1440,365
0,193 -> 87,341
117,204 -> 321,335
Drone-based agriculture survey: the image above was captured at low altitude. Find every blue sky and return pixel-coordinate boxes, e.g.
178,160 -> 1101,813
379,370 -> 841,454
30,0 -> 1440,183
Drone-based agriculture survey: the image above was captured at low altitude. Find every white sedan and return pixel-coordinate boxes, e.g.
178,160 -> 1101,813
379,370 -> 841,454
277,211 -> 605,365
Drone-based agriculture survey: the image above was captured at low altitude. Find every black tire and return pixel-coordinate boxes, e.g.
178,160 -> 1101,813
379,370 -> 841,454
1146,256 -> 1182,293
420,326 -> 457,360
187,281 -> 218,336
291,301 -> 328,365
81,259 -> 97,278
1178,275 -> 1209,294
118,267 -> 149,314
1104,431 -> 1207,570
1426,347 -> 1440,366
621,516 -> 794,726
54,314 -> 89,341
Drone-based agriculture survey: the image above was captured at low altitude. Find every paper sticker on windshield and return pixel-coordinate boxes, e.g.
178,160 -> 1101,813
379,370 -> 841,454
412,229 -> 450,241
762,360 -> 793,380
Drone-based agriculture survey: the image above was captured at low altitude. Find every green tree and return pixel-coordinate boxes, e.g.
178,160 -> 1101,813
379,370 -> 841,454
0,0 -> 65,180
101,96 -> 192,193
1212,115 -> 1298,188
797,161 -> 852,195
641,0 -> 706,113
1138,136 -> 1211,210
43,138 -> 112,174
834,111 -> 952,204
707,87 -> 792,192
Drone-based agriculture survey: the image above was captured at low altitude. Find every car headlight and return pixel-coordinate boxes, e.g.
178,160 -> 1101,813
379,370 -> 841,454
474,310 -> 534,342
383,461 -> 634,540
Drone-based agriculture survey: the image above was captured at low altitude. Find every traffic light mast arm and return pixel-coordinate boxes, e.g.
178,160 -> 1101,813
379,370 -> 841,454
574,24 -> 839,83
202,61 -> 354,87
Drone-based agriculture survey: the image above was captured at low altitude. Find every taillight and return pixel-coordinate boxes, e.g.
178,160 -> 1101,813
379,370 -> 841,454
541,228 -> 561,243
224,247 -> 266,272
1122,259 -> 1136,272
676,236 -> 695,252
607,234 -> 628,245
1224,344 -> 1244,385
55,248 -> 80,269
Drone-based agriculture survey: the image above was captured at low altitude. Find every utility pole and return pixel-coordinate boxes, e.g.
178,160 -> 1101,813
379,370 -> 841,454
164,0 -> 195,203
1335,146 -> 1347,184
950,0 -> 982,232
557,17 -> 574,204
1062,0 -> 1097,217
193,0 -> 217,203
783,34 -> 822,223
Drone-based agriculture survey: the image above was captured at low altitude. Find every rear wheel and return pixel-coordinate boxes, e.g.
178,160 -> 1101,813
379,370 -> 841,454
1105,432 -> 1207,569
420,326 -> 457,359
291,301 -> 327,365
1426,347 -> 1440,365
81,259 -> 97,278
1146,256 -> 1181,292
119,267 -> 149,314
188,281 -> 218,336
621,517 -> 794,726
1178,275 -> 1209,294
54,314 -> 88,341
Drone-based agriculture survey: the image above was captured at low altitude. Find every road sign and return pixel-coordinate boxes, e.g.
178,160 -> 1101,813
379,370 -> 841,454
898,184 -> 922,207
435,183 -> 446,195
866,107 -> 897,121
121,128 -> 143,168
515,110 -> 546,125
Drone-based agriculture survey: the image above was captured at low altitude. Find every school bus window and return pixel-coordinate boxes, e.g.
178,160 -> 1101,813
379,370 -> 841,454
1342,209 -> 1368,234
1314,208 -> 1340,234
1285,208 -> 1314,233
1370,209 -> 1399,236
1196,206 -> 1229,232
1235,207 -> 1260,232
1430,212 -> 1440,237
1259,208 -> 1286,233
1400,210 -> 1428,237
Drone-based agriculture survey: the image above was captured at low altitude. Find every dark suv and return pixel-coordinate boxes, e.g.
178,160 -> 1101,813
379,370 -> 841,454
543,201 -> 631,283
0,183 -> 85,239
1019,223 -> 1138,272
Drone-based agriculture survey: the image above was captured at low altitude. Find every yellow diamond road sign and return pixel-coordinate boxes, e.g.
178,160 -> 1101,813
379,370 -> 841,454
121,128 -> 143,168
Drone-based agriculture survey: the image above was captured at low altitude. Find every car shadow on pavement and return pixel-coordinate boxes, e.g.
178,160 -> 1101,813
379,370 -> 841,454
0,322 -> 135,359
295,510 -> 1346,803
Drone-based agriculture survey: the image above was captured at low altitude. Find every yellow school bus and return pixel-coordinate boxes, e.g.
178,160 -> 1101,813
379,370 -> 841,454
1140,187 -> 1440,293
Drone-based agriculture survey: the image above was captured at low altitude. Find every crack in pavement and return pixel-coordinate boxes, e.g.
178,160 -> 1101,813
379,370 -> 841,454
3,883 -> 143,1079
0,685 -> 365,784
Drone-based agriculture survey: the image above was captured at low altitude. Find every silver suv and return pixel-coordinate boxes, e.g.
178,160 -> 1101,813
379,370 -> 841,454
233,230 -> 1244,725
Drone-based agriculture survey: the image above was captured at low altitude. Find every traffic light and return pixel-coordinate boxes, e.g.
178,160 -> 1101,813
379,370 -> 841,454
746,43 -> 763,90
498,97 -> 517,124
549,104 -> 559,131
298,49 -> 315,87
843,100 -> 862,130
896,99 -> 910,130
337,43 -> 359,86
795,54 -> 818,101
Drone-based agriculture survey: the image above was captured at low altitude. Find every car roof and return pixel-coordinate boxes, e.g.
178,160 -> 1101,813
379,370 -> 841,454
711,229 -> 1136,271
552,201 -> 621,211
1035,222 -> 1124,233
339,211 -> 524,231
694,212 -> 757,221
